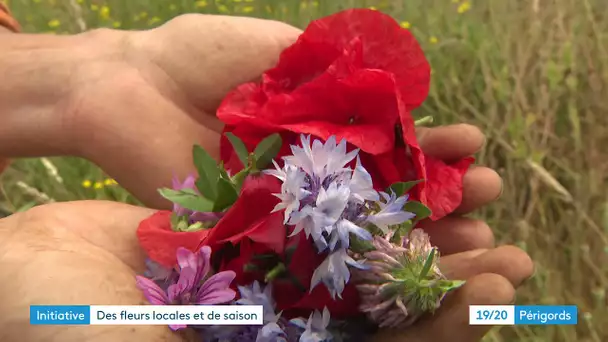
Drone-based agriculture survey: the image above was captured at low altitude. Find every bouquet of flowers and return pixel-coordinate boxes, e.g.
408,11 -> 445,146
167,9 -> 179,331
135,8 -> 474,342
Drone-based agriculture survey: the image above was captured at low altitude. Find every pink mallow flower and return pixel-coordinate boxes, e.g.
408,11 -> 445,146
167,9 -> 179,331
135,246 -> 236,330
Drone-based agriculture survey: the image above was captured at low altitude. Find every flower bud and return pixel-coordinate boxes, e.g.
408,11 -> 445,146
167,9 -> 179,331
352,229 -> 465,328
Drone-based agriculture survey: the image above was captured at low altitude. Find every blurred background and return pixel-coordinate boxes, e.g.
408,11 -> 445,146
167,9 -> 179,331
1,0 -> 607,341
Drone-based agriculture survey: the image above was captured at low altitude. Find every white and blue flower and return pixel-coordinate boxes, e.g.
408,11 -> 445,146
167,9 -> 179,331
290,307 -> 333,342
366,192 -> 416,234
310,248 -> 367,299
265,135 -> 417,298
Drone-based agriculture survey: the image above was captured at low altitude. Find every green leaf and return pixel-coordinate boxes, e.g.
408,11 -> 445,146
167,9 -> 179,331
419,247 -> 437,280
253,133 -> 282,169
389,220 -> 413,244
212,178 -> 239,212
349,234 -> 376,253
437,279 -> 466,292
218,161 -> 230,180
193,145 -> 220,201
231,167 -> 250,192
183,222 -> 205,232
158,188 -> 214,212
16,201 -> 37,213
174,220 -> 190,232
388,180 -> 424,197
225,132 -> 250,167
403,201 -> 432,221
170,213 -> 181,228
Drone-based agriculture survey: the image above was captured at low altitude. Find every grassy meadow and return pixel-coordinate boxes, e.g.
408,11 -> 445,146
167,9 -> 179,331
1,0 -> 607,340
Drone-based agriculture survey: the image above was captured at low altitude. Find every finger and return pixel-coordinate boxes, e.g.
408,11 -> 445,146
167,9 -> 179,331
417,124 -> 485,161
455,166 -> 503,214
419,217 -> 495,255
440,246 -> 535,287
150,14 -> 303,114
374,273 -> 515,342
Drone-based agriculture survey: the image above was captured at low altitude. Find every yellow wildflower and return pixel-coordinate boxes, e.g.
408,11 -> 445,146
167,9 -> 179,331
218,5 -> 229,13
93,181 -> 104,190
369,6 -> 377,10
148,17 -> 162,25
429,36 -> 439,44
112,21 -> 121,28
47,19 -> 60,29
139,11 -> 148,19
400,21 -> 411,29
300,2 -> 308,9
195,1 -> 207,8
77,0 -> 83,3
312,1 -> 319,7
82,180 -> 92,188
242,6 -> 254,13
99,6 -> 110,20
457,1 -> 471,14
104,179 -> 118,186
90,4 -> 99,11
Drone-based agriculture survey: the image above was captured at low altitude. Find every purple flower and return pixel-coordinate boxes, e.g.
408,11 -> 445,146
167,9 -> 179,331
172,174 -> 198,216
136,246 -> 236,331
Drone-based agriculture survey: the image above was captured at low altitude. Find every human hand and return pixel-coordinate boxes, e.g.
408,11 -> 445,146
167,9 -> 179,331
372,124 -> 534,341
0,201 -> 198,342
0,14 -> 301,207
0,125 -> 533,342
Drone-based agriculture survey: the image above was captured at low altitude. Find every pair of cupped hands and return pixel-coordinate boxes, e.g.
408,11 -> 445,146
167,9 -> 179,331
0,14 -> 533,342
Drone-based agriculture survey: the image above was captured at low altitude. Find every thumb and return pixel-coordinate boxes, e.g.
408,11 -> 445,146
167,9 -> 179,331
135,14 -> 302,115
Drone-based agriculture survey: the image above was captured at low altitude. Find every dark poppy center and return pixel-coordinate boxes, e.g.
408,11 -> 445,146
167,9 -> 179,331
395,124 -> 405,147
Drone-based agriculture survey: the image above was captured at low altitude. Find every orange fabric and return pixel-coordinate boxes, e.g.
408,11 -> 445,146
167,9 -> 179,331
0,2 -> 19,174
0,2 -> 19,33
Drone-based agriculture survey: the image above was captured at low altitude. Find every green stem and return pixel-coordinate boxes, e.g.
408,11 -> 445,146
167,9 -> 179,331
414,116 -> 434,126
264,263 -> 286,282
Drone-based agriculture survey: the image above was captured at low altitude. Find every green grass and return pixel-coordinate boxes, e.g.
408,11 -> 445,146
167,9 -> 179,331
2,0 -> 608,340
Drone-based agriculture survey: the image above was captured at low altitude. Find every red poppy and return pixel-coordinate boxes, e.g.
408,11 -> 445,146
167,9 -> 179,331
217,9 -> 472,220
136,211 -> 209,268
201,173 -> 287,254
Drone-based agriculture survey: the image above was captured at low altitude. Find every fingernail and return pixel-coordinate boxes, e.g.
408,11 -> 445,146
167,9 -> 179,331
492,172 -> 504,202
474,133 -> 487,155
521,265 -> 537,286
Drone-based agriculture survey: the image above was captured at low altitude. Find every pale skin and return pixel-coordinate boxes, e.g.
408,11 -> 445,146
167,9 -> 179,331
0,15 -> 533,342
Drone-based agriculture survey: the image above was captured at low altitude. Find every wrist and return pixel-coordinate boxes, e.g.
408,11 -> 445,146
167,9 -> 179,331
0,29 -> 128,158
